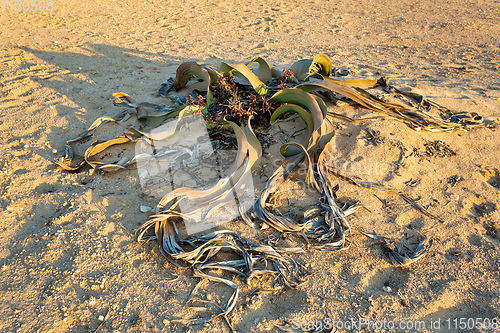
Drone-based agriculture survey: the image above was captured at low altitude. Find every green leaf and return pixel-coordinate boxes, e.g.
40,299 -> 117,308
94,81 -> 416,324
279,143 -> 303,157
206,89 -> 215,107
269,89 -> 330,157
269,88 -> 324,132
312,94 -> 328,120
290,60 -> 311,80
243,116 -> 262,171
246,57 -> 273,84
311,53 -> 332,77
270,65 -> 284,78
270,104 -> 315,138
220,62 -> 269,95
309,117 -> 335,153
290,54 -> 332,80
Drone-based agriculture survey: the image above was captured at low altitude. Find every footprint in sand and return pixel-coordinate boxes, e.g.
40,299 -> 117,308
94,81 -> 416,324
479,167 -> 500,190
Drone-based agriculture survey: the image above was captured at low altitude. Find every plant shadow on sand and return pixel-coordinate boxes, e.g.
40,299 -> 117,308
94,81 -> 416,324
3,44 -> 499,332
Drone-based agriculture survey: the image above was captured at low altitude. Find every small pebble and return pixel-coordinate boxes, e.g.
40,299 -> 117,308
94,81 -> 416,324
140,205 -> 153,212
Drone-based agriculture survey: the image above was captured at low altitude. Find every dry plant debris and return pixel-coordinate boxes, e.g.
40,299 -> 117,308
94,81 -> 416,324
54,54 -> 492,331
424,140 -> 456,158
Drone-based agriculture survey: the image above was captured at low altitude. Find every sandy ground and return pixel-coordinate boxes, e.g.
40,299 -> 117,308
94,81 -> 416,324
1,0 -> 500,332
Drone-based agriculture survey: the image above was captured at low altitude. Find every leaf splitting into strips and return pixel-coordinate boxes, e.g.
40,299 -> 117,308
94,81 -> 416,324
313,140 -> 360,251
112,93 -> 185,121
112,92 -> 148,119
154,118 -> 256,215
83,137 -> 138,171
297,79 -> 395,114
360,232 -> 429,266
82,105 -> 203,172
302,201 -> 360,252
280,142 -> 319,191
55,115 -> 128,171
391,83 -> 490,131
57,55 -> 487,323
253,164 -> 305,233
138,224 -> 308,328
56,103 -> 204,172
299,76 -> 483,132
192,269 -> 239,315
165,118 -> 262,223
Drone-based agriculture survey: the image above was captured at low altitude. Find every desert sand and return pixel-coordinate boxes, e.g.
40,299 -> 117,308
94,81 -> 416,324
1,0 -> 499,332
